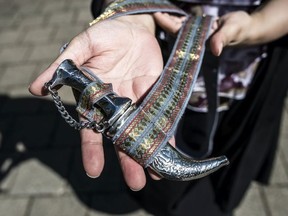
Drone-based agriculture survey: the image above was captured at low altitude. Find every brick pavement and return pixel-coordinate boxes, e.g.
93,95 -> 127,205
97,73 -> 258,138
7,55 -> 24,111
0,0 -> 287,215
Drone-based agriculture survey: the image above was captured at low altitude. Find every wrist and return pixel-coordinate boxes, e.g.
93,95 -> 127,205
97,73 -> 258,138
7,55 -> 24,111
116,14 -> 156,35
225,11 -> 262,46
247,11 -> 265,44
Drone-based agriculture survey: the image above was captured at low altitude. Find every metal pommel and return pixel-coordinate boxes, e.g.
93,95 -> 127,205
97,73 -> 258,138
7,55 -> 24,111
46,59 -> 92,92
46,59 -> 229,181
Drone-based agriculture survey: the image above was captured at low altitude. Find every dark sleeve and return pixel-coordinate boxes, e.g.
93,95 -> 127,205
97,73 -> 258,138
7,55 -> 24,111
271,35 -> 288,48
91,0 -> 105,18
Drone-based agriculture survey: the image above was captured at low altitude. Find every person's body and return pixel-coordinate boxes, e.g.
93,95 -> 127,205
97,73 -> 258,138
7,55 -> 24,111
30,0 -> 288,215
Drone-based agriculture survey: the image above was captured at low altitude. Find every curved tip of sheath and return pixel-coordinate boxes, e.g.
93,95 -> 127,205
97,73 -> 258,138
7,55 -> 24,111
149,143 -> 229,181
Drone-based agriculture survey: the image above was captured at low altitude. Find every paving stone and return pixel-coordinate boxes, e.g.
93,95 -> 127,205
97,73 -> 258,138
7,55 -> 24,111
280,137 -> 288,166
17,2 -> 41,17
0,2 -> 18,31
22,27 -> 55,44
264,187 -> 288,216
0,153 -> 22,192
68,0 -> 91,10
8,150 -> 71,195
41,1 -> 67,14
28,43 -> 62,61
29,194 -> 88,216
0,46 -> 30,63
0,1 -> 17,17
17,14 -> 45,28
0,2 -> 19,29
57,85 -> 78,104
31,61 -> 55,79
0,196 -> 30,216
77,10 -> 93,23
53,25 -> 85,42
234,184 -> 267,216
280,109 -> 288,136
7,86 -> 34,98
0,166 -> 18,193
0,87 -> 10,95
47,11 -> 75,25
279,108 -> 288,168
0,16 -> 18,29
0,29 -> 21,45
0,64 -> 37,87
269,151 -> 288,185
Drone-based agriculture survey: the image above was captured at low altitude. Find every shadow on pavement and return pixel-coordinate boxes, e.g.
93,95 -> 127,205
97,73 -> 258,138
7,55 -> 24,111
0,94 -> 141,214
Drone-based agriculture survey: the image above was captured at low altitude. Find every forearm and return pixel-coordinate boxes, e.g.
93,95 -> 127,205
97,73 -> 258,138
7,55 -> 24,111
250,0 -> 288,44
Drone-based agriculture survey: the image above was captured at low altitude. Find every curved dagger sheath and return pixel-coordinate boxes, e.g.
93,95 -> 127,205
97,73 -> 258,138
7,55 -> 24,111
46,59 -> 229,181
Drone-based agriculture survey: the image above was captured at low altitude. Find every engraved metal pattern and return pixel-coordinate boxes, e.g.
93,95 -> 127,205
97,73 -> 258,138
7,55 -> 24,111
150,144 -> 229,181
76,81 -> 113,123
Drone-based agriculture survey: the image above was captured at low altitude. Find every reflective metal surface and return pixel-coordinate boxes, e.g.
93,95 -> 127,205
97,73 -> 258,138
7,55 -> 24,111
47,59 -> 92,92
45,59 -> 229,181
150,143 -> 229,181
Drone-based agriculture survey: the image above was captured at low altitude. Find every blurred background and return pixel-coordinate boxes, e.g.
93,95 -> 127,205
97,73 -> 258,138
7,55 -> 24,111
0,0 -> 288,215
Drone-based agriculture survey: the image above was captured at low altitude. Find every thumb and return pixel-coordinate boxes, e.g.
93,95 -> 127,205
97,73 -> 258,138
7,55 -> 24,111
210,17 -> 237,56
210,30 -> 225,56
29,32 -> 92,96
210,12 -> 250,56
210,23 -> 239,56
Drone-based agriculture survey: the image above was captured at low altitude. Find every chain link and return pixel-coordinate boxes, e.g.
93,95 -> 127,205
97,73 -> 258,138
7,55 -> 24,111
45,83 -> 104,132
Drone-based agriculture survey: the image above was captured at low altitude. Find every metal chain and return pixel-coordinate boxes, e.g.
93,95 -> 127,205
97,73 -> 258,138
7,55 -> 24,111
45,83 -> 104,132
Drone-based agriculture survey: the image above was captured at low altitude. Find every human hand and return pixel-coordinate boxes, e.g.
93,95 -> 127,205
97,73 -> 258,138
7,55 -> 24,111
153,11 -> 256,56
153,8 -> 287,57
209,11 -> 257,56
29,14 -> 165,191
211,0 -> 288,56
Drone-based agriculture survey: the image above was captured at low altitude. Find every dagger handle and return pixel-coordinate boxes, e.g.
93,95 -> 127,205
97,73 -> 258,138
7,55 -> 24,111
46,59 -> 93,92
46,59 -> 134,135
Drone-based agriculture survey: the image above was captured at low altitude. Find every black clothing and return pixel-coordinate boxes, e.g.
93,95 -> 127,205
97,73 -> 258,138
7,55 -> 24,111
131,42 -> 288,216
90,1 -> 288,215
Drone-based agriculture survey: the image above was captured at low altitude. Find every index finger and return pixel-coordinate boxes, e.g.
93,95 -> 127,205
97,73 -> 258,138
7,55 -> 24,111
29,32 -> 92,96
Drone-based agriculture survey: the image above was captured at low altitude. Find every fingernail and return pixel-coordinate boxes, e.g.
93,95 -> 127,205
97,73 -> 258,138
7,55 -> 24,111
86,173 -> 99,178
130,187 -> 140,192
217,42 -> 223,56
